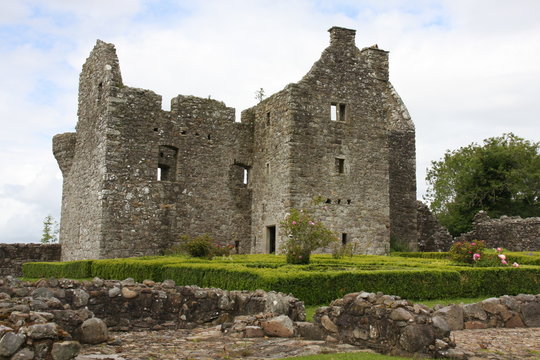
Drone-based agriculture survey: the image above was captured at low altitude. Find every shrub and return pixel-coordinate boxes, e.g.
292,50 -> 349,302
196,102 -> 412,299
165,235 -> 235,259
331,240 -> 358,259
280,209 -> 338,264
23,260 -> 92,279
181,234 -> 214,258
449,240 -> 486,264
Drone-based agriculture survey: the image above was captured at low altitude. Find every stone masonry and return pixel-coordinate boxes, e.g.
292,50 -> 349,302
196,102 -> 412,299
457,211 -> 540,251
53,27 -> 417,260
0,244 -> 60,277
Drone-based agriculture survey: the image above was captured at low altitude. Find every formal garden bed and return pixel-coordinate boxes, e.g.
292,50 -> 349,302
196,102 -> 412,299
23,252 -> 540,305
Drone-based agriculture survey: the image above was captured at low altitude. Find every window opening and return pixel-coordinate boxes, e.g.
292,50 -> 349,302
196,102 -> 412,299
266,225 -> 276,254
341,233 -> 348,245
157,145 -> 178,181
97,82 -> 103,103
266,163 -> 270,175
266,112 -> 271,126
243,168 -> 249,185
207,134 -> 211,140
337,199 -> 341,204
181,130 -> 186,135
330,104 -> 337,121
234,240 -> 240,254
347,199 -> 352,204
153,127 -> 158,132
335,158 -> 345,174
325,198 -> 331,204
339,104 -> 346,121
157,165 -> 170,181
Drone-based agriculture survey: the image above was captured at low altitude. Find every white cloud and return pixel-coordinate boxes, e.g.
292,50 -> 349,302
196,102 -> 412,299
0,0 -> 538,243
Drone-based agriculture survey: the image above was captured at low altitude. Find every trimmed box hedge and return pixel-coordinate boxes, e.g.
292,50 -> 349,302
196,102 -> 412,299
23,260 -> 92,279
22,254 -> 540,305
392,251 -> 540,265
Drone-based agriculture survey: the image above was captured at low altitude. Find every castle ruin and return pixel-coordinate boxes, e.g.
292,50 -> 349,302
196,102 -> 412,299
53,27 -> 417,261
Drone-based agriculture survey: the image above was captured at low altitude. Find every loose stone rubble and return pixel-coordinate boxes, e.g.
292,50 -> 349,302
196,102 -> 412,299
1,276 -> 539,359
310,291 -> 540,358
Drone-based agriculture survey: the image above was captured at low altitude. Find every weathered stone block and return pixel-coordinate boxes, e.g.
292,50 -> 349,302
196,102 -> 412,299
261,315 -> 294,337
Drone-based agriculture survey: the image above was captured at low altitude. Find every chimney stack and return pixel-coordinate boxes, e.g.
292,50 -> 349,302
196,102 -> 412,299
328,27 -> 356,46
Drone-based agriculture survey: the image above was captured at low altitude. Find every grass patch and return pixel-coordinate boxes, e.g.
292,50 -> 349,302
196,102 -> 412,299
280,352 -> 412,359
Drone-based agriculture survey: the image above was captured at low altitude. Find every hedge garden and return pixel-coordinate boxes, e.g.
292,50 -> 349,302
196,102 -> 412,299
22,252 -> 540,305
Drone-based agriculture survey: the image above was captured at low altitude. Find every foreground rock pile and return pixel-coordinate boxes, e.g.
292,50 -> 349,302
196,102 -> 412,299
0,276 -> 304,359
312,291 -> 540,358
2,275 -> 538,359
0,277 -> 109,359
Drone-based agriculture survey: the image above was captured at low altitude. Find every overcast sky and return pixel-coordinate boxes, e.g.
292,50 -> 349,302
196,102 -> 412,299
0,0 -> 539,243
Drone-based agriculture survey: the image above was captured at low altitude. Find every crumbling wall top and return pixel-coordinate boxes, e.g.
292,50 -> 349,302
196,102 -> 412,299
328,26 -> 356,46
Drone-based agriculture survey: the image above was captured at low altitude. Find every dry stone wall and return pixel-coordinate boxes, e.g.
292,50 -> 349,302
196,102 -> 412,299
309,292 -> 540,358
416,201 -> 454,252
0,244 -> 60,277
457,212 -> 540,251
54,26 -> 417,260
2,277 -> 539,359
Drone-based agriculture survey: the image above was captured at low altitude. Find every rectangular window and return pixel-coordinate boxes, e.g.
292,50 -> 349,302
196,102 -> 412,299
330,104 -> 338,121
266,225 -> 276,254
266,112 -> 271,126
243,168 -> 249,185
341,233 -> 348,245
335,158 -> 345,174
339,104 -> 346,122
157,164 -> 170,181
157,145 -> 178,181
331,103 -> 347,121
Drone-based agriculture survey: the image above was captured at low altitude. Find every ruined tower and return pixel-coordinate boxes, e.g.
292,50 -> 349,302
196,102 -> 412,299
54,27 -> 416,261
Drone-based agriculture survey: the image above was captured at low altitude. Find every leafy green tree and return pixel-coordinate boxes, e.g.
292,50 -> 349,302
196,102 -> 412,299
425,133 -> 540,236
41,215 -> 59,244
280,208 -> 338,264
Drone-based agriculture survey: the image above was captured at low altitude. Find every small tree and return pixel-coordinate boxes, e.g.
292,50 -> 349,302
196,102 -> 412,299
41,215 -> 59,244
254,87 -> 266,103
280,209 -> 338,264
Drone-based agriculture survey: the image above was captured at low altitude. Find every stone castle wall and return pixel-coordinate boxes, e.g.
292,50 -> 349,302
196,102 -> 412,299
54,27 -> 417,260
416,201 -> 454,252
0,244 -> 60,276
457,212 -> 540,251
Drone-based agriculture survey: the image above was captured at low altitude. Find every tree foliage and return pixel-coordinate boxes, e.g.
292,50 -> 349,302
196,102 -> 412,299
425,133 -> 540,236
41,215 -> 59,244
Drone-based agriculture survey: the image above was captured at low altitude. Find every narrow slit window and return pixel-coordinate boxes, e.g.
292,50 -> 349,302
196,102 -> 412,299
330,104 -> 337,121
339,104 -> 346,121
243,168 -> 249,185
157,167 -> 162,181
341,233 -> 348,245
266,112 -> 271,126
336,158 -> 345,174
